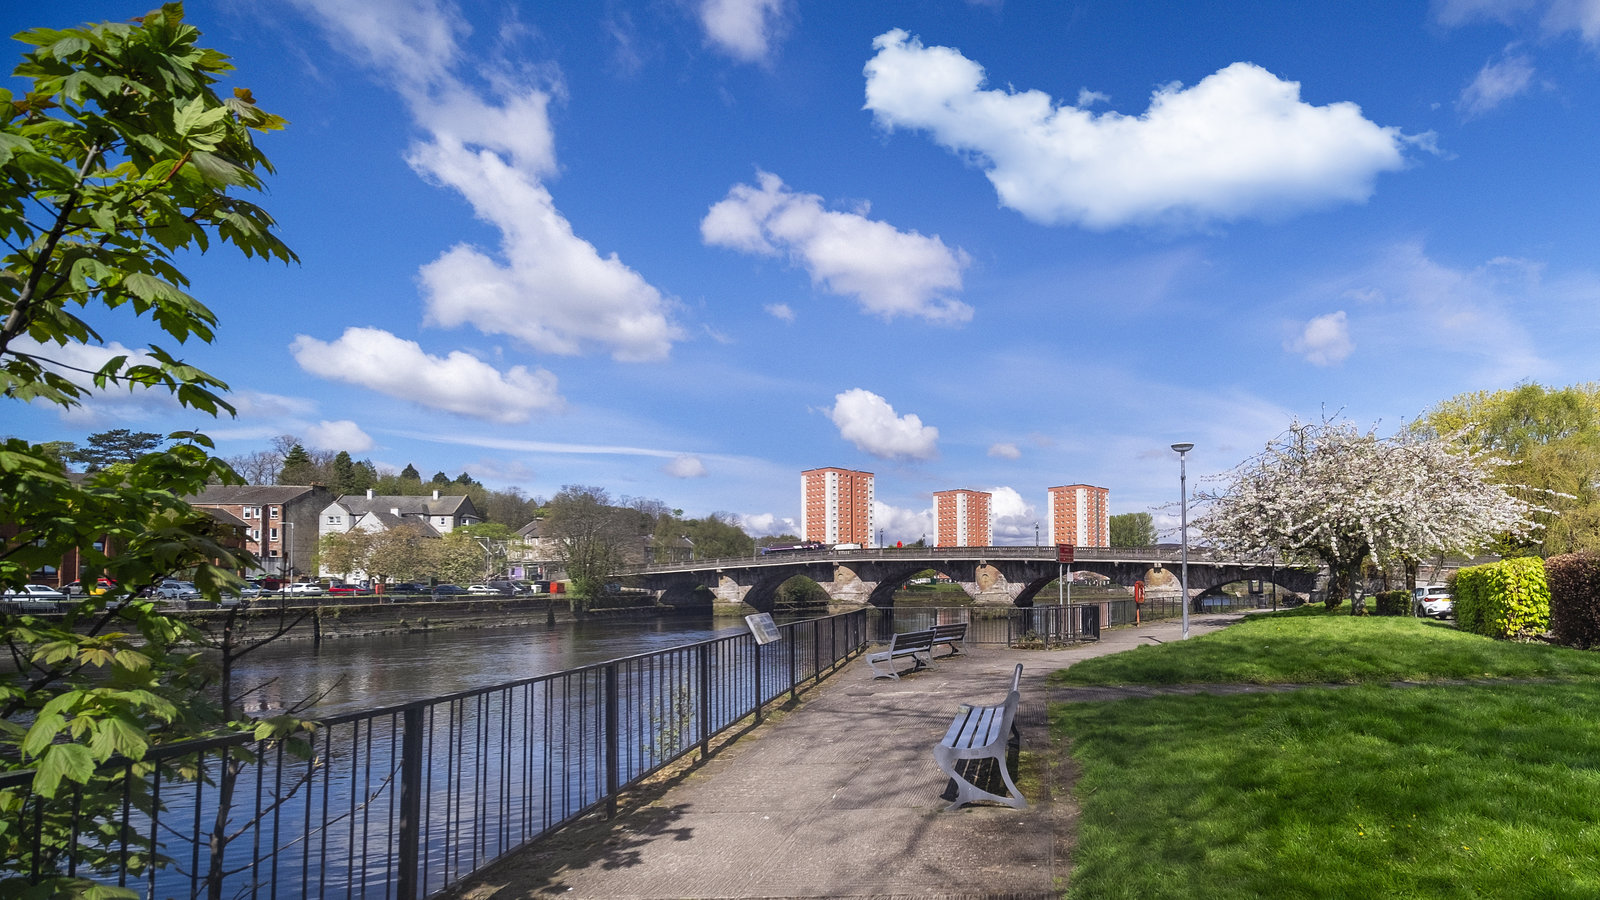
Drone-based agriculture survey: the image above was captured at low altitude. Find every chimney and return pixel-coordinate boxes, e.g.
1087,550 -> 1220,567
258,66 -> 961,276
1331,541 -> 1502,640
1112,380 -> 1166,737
366,489 -> 374,500
432,489 -> 440,500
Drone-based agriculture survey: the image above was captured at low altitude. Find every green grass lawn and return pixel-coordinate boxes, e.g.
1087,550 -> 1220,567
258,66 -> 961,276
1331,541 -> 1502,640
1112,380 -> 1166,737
1051,609 -> 1600,899
1058,606 -> 1600,685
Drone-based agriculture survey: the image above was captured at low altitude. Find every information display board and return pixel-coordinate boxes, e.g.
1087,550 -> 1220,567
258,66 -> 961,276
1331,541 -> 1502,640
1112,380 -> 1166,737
745,612 -> 782,645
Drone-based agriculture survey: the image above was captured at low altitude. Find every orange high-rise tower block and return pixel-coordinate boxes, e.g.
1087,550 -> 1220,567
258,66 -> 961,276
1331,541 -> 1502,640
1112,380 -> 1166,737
800,468 -> 875,547
1045,484 -> 1110,548
933,489 -> 991,547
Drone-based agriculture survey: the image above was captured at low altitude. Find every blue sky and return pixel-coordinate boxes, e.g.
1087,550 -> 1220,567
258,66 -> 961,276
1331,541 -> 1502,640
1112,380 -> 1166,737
8,0 -> 1600,545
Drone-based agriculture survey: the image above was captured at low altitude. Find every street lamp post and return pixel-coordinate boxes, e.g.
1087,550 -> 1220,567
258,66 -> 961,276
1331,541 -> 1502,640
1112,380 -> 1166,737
1171,442 -> 1194,639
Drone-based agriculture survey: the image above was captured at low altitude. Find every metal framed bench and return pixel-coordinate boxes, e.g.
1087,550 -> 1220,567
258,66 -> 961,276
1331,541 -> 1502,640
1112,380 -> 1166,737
933,663 -> 1027,810
931,622 -> 967,657
865,628 -> 937,680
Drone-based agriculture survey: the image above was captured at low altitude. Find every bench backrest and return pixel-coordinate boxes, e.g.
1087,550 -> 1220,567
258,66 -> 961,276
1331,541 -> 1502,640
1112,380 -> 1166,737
932,622 -> 967,639
891,628 -> 936,651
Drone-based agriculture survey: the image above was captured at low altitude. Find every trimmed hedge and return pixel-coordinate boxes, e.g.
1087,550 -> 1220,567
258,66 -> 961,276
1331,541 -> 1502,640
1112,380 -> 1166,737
1547,552 -> 1600,649
1373,589 -> 1411,616
1453,556 -> 1550,640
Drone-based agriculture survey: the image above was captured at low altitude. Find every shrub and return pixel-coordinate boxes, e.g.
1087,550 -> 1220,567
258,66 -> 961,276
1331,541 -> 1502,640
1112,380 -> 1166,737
1454,557 -> 1550,640
1373,589 -> 1411,616
1547,552 -> 1600,649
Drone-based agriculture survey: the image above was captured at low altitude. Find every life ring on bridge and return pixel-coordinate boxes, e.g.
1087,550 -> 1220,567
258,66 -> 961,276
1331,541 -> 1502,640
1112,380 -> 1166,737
1134,581 -> 1145,605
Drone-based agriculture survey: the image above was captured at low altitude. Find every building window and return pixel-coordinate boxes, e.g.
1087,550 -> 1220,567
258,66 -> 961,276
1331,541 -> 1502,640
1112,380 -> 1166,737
242,507 -> 253,519
268,548 -> 279,558
327,515 -> 340,524
269,527 -> 279,541
270,506 -> 280,519
251,528 -> 260,540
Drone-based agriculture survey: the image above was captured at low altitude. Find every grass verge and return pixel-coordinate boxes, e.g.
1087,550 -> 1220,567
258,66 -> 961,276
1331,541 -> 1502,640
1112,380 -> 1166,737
1055,607 -> 1600,685
1052,610 -> 1600,898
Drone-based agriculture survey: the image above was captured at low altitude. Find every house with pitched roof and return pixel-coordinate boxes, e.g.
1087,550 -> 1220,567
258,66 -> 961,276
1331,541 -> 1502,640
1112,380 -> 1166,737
189,484 -> 333,579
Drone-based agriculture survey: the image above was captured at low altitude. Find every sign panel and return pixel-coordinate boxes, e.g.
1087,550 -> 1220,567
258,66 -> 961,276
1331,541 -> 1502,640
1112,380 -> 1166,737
745,612 -> 782,645
1056,543 -> 1075,564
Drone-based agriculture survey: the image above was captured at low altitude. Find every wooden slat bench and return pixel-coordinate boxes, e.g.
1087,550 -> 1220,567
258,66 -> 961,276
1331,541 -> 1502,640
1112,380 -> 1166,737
933,663 -> 1027,810
865,628 -> 937,680
931,622 -> 967,657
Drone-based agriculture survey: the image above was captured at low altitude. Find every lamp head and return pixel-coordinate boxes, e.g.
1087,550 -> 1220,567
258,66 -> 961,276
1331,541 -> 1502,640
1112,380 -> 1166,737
1170,442 -> 1194,454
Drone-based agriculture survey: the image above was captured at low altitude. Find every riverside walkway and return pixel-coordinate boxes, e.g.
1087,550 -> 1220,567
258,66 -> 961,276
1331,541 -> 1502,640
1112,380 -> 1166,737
444,612 -> 1251,900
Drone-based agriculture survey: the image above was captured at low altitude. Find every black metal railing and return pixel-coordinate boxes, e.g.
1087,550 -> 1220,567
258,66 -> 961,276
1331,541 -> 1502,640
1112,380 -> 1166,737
1,610 -> 869,898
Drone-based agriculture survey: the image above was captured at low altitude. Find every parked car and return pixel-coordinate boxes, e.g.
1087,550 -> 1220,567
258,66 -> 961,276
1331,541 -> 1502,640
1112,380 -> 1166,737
430,584 -> 469,598
467,583 -> 509,595
388,582 -> 428,594
326,583 -> 370,595
284,582 -> 324,596
62,577 -> 117,596
153,580 -> 200,602
1413,585 -> 1454,619
2,584 -> 68,611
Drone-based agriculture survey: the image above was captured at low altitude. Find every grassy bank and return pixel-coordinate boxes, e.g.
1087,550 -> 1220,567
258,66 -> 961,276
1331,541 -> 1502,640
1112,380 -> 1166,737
1051,609 -> 1600,898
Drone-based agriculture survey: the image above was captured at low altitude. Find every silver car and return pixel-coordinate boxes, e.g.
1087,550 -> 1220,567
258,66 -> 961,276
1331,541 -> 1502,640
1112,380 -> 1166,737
154,580 -> 201,601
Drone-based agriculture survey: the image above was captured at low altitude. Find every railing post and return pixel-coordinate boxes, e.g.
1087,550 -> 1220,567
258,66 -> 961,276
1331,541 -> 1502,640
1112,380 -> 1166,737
605,664 -> 620,818
698,643 -> 711,759
753,639 -> 764,725
787,625 -> 798,702
397,705 -> 424,900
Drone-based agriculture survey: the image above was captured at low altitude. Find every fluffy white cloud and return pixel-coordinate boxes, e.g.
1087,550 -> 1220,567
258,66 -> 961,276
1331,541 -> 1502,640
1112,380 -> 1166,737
739,512 -> 798,536
871,500 -> 935,545
826,388 -> 939,460
290,327 -> 561,423
1286,311 -> 1355,366
863,29 -> 1416,229
988,486 -> 1040,545
1435,0 -> 1600,43
765,303 -> 796,322
703,172 -> 972,323
698,0 -> 788,62
292,1 -> 681,362
304,420 -> 375,452
663,455 -> 708,478
1458,54 -> 1536,116
987,442 -> 1021,459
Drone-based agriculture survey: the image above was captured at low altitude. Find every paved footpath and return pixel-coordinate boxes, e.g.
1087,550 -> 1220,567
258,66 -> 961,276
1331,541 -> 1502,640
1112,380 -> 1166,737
444,612 -> 1250,900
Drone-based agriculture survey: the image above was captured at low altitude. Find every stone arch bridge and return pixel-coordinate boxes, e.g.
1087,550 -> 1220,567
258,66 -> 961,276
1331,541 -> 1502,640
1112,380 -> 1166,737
617,546 -> 1324,616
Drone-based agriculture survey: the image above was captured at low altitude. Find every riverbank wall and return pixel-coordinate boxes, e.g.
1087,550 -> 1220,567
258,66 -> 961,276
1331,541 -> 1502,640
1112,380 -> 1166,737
183,597 -> 690,644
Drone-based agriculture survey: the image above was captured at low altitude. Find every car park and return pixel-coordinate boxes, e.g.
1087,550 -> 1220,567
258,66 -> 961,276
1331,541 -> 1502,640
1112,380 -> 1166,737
284,582 -> 324,596
326,583 -> 370,595
467,583 -> 507,595
388,582 -> 427,594
1413,585 -> 1454,619
63,577 -> 117,596
430,584 -> 469,598
2,584 -> 68,611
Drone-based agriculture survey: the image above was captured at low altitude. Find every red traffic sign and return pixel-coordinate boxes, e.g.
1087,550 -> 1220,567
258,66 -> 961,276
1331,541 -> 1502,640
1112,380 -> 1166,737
1056,543 -> 1075,563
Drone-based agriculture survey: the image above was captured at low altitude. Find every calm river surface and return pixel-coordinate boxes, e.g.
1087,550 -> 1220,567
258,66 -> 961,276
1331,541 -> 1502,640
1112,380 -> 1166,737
232,615 -> 751,717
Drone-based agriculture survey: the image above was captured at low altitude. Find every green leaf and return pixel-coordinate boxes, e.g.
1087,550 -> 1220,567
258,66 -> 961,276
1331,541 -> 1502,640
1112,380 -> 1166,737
32,743 -> 94,797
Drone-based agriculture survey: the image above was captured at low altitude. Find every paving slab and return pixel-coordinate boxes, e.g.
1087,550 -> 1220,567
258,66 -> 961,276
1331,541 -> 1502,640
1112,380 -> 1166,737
444,613 -> 1250,900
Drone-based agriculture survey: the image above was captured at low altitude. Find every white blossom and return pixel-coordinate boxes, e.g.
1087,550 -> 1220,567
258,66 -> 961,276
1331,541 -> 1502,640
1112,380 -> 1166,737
1193,418 -> 1545,603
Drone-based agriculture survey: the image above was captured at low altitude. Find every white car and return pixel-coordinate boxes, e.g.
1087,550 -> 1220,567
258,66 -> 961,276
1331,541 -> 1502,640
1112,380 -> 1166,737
1414,585 -> 1454,619
284,582 -> 324,595
466,584 -> 501,595
3,584 -> 68,611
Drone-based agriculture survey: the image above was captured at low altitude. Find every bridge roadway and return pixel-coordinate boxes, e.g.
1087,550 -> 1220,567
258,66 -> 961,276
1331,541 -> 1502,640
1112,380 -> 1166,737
617,545 -> 1322,614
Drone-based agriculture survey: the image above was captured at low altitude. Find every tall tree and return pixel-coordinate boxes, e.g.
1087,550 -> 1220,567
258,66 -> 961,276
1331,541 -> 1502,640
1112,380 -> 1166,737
67,428 -> 165,470
0,5 -> 298,890
227,448 -> 281,484
330,450 -> 357,495
278,442 -> 315,484
545,485 -> 634,612
1415,383 -> 1600,556
400,463 -> 421,482
1195,418 -> 1543,612
1109,512 -> 1156,548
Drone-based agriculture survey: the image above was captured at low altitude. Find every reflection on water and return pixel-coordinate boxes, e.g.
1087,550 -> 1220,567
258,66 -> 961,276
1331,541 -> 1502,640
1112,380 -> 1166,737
233,616 -> 751,716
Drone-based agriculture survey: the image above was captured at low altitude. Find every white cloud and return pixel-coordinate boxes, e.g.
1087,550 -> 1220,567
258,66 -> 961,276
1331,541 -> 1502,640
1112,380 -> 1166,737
765,303 -> 796,322
703,171 -> 973,323
9,338 -> 177,424
1459,53 -> 1536,116
871,500 -> 935,545
304,420 -> 375,452
663,455 -> 708,478
826,388 -> 939,460
739,512 -> 798,536
292,1 -> 681,362
863,29 -> 1416,229
1286,311 -> 1355,366
988,486 -> 1042,545
290,327 -> 562,423
698,0 -> 789,62
1435,0 -> 1600,43
987,442 -> 1021,459
1076,88 -> 1110,107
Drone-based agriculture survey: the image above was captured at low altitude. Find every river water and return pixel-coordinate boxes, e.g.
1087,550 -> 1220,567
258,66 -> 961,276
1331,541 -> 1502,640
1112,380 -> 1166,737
231,614 -> 750,716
